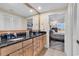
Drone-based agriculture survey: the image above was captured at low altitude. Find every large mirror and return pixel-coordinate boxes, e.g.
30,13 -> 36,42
0,3 -> 38,30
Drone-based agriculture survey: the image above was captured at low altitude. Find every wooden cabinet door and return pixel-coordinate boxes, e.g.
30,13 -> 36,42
0,42 -> 22,56
23,44 -> 33,56
23,39 -> 32,47
33,37 -> 40,56
42,35 -> 46,47
0,50 -> 1,55
40,36 -> 43,50
28,46 -> 33,56
16,49 -> 23,56
43,35 -> 46,45
0,44 -> 17,56
23,47 -> 29,56
9,49 -> 23,56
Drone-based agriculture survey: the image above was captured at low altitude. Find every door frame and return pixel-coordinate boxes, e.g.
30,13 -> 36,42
48,12 -> 65,53
73,3 -> 79,56
65,3 -> 77,56
47,3 -> 77,56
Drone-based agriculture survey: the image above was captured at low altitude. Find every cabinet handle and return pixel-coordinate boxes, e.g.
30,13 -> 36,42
77,40 -> 79,44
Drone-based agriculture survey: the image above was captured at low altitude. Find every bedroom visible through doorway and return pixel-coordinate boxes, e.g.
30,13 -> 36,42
48,13 -> 65,56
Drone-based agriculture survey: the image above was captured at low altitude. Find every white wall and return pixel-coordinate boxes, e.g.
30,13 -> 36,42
73,4 -> 79,56
64,5 -> 73,55
33,15 -> 39,31
40,11 -> 66,48
0,11 -> 27,30
40,14 -> 49,31
64,4 -> 77,56
40,11 -> 65,31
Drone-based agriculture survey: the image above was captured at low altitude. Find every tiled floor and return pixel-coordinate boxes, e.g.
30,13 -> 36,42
44,41 -> 65,56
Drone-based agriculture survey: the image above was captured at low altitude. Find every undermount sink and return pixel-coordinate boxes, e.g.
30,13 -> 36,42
8,37 -> 24,42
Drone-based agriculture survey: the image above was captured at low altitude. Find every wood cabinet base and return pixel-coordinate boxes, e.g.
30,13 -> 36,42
0,34 -> 46,56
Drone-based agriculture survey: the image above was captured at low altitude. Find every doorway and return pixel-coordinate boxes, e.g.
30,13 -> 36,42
45,13 -> 65,56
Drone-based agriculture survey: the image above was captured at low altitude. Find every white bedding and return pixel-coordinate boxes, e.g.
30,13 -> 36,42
50,31 -> 64,40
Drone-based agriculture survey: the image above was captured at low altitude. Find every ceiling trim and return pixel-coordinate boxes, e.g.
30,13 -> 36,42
40,6 -> 67,14
26,13 -> 39,18
24,3 -> 40,14
26,7 -> 67,18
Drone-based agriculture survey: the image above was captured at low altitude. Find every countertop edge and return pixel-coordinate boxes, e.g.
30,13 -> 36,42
0,33 -> 46,48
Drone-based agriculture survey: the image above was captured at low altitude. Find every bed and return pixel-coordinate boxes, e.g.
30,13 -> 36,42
50,30 -> 64,42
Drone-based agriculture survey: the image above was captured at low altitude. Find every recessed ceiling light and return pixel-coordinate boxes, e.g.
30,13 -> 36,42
30,9 -> 33,12
38,6 -> 42,10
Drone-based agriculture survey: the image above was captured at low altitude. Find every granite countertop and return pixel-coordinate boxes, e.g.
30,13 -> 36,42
0,32 -> 46,48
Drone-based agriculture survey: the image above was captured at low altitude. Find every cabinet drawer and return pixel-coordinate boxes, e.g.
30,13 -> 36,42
33,37 -> 39,41
43,35 -> 46,39
23,39 -> 32,47
33,38 -> 39,44
23,44 -> 33,56
0,42 -> 22,56
9,49 -> 23,56
39,36 -> 43,39
16,42 -> 22,49
33,41 -> 39,45
43,35 -> 46,45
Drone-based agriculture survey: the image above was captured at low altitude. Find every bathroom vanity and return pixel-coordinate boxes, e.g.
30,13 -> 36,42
0,31 -> 46,56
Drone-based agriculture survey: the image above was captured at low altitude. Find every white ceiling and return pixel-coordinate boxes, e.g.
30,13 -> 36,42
49,14 -> 65,23
29,3 -> 67,13
0,3 -> 37,17
0,3 -> 67,17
